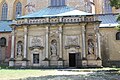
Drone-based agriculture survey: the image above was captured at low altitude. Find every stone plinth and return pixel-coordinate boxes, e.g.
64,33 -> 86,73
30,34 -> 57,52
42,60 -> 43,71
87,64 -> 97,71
9,61 -> 14,67
97,60 -> 102,67
43,61 -> 49,67
22,61 -> 27,67
58,61 -> 63,68
82,60 -> 87,67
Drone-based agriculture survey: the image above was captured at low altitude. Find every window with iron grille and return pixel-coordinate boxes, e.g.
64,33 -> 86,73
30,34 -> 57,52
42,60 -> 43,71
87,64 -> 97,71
33,54 -> 39,64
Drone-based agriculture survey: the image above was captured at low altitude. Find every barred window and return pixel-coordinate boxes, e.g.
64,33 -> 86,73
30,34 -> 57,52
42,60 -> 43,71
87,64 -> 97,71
1,3 -> 8,20
16,2 -> 22,18
33,54 -> 39,64
116,32 -> 120,40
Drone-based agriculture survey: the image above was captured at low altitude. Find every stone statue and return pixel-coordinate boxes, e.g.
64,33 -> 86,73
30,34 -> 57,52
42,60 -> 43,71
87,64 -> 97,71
88,40 -> 94,54
50,40 -> 57,56
25,2 -> 36,14
17,42 -> 22,55
85,0 -> 92,13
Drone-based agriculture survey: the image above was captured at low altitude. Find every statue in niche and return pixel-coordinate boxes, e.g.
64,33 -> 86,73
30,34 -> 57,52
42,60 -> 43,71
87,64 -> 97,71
50,39 -> 57,56
88,39 -> 94,54
17,41 -> 22,55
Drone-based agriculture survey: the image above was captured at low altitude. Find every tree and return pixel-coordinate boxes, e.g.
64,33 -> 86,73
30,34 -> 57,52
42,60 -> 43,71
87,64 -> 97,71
110,0 -> 120,9
110,0 -> 120,20
110,0 -> 120,30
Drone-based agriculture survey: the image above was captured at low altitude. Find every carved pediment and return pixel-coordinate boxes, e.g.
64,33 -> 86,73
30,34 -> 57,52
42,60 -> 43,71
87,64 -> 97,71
29,46 -> 44,50
65,45 -> 80,49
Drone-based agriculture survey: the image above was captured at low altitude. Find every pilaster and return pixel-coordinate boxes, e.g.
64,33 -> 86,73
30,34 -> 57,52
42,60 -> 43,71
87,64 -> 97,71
9,26 -> 15,67
81,23 -> 86,59
43,26 -> 50,67
81,23 -> 87,67
22,26 -> 28,67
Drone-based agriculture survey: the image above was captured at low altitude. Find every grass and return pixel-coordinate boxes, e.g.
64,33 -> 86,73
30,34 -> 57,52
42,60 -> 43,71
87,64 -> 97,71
0,67 -> 120,80
0,69 -> 58,80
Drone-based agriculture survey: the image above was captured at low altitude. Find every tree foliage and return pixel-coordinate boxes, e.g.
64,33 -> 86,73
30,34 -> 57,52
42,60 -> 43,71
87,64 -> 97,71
110,0 -> 120,21
110,0 -> 120,9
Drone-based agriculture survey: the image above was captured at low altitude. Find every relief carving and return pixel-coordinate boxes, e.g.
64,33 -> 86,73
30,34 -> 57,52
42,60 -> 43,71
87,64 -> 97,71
65,36 -> 79,48
29,36 -> 44,50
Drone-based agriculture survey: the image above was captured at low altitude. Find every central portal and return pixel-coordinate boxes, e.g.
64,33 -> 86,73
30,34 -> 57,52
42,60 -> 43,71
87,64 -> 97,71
69,53 -> 76,67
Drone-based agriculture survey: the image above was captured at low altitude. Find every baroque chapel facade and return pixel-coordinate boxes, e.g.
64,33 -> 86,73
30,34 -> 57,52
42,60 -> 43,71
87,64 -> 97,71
9,0 -> 102,68
0,0 -> 120,68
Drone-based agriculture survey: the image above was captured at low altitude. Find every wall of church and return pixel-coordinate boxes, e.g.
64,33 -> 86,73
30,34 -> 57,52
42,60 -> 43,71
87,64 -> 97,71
0,0 -> 118,21
0,32 -> 11,64
100,28 -> 120,67
0,0 -> 27,20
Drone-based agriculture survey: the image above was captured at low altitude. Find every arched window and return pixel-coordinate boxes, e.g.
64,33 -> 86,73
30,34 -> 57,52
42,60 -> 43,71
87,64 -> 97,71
116,32 -> 120,40
104,0 -> 112,13
16,2 -> 22,18
1,3 -> 8,20
50,0 -> 65,6
0,37 -> 6,47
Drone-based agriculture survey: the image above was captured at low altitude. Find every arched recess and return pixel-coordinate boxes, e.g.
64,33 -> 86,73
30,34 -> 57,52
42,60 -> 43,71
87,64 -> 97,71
88,39 -> 94,54
116,32 -> 120,40
17,41 -> 23,55
0,37 -> 6,47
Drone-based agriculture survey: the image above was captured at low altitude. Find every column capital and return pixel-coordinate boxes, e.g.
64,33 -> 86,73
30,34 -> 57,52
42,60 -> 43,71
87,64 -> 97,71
11,26 -> 16,30
80,23 -> 87,27
58,23 -> 64,27
58,26 -> 63,33
24,26 -> 28,35
46,26 -> 50,34
11,30 -> 15,36
24,26 -> 28,31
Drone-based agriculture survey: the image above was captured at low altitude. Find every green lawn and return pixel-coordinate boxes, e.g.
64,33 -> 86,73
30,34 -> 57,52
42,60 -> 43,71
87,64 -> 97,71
0,68 -> 120,80
0,69 -> 58,80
